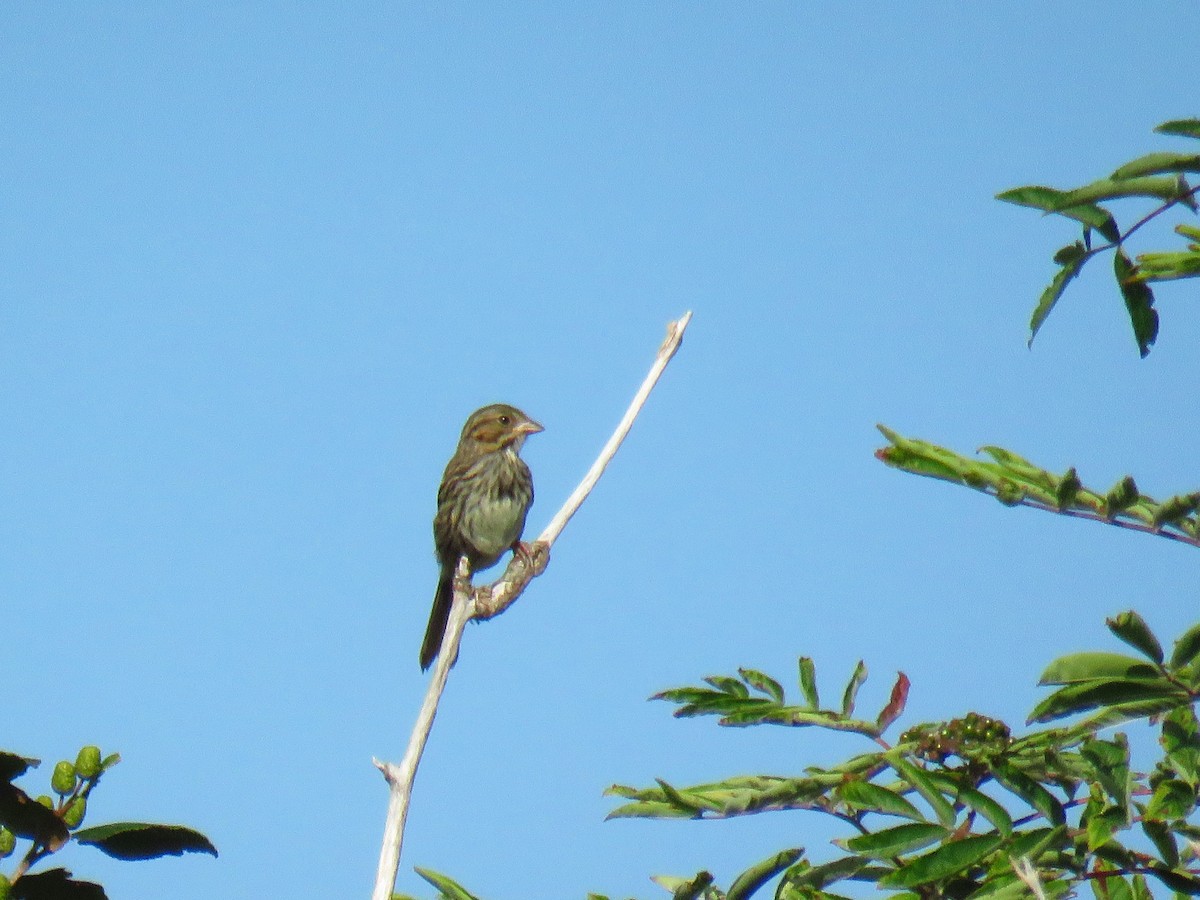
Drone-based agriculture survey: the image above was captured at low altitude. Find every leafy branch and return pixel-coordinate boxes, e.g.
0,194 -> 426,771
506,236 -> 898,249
875,425 -> 1200,548
0,746 -> 216,899
999,118 -> 1200,356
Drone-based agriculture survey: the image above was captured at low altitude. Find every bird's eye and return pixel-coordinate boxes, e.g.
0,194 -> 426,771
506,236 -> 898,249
498,415 -> 510,425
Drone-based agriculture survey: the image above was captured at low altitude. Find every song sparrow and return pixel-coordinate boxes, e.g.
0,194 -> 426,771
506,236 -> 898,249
420,403 -> 542,669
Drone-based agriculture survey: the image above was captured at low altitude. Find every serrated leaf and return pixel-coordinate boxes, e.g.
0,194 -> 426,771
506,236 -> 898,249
1142,818 -> 1180,868
1114,249 -> 1158,357
1171,623 -> 1200,668
652,871 -> 715,900
73,822 -> 217,860
886,753 -> 957,829
879,834 -> 1004,888
1104,476 -> 1140,515
1028,677 -> 1183,724
1056,175 -> 1189,207
1106,611 -> 1164,664
1038,651 -> 1160,685
1029,255 -> 1085,347
782,855 -> 869,891
727,847 -> 804,900
799,658 -> 820,709
838,779 -> 924,821
844,822 -> 948,858
739,668 -> 784,703
413,868 -> 481,900
1153,493 -> 1200,526
1112,152 -> 1200,179
840,661 -> 865,716
1155,118 -> 1200,139
704,676 -> 750,698
1147,779 -> 1198,820
1056,467 -> 1082,509
953,785 -> 1013,837
1007,825 -> 1069,860
997,186 -> 1121,242
993,764 -> 1065,826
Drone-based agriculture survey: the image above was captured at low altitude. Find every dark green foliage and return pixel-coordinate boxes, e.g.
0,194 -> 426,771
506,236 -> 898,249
999,118 -> 1200,355
876,427 -> 1200,548
592,616 -> 1200,899
0,747 -> 216,897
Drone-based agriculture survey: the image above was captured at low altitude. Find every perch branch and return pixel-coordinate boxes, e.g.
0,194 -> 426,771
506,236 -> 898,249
370,311 -> 693,900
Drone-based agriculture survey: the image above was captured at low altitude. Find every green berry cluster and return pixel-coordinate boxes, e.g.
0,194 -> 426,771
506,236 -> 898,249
901,713 -> 1013,765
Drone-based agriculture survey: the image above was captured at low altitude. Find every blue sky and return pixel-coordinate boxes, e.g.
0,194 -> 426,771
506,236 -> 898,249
3,4 -> 1199,898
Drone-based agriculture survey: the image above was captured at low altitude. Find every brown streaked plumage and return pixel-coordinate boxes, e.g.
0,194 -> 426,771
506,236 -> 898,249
420,403 -> 542,669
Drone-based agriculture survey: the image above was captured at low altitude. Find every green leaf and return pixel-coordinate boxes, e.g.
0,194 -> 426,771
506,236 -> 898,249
782,855 -> 869,891
0,753 -> 38,784
1104,476 -> 1140,516
838,779 -> 924,821
739,668 -> 785,703
727,847 -> 804,900
1114,249 -> 1158,358
1171,623 -> 1200,668
1155,119 -> 1200,140
1090,865 -> 1133,900
886,753 -> 957,829
414,868 -> 481,900
1142,818 -> 1180,868
1153,493 -> 1200,526
1028,254 -> 1085,347
952,785 -> 1013,837
997,186 -> 1120,242
1028,677 -> 1183,723
73,822 -> 218,860
1106,611 -> 1164,663
878,834 -> 1004,888
1056,175 -> 1189,207
1112,152 -> 1200,179
1146,779 -> 1198,820
799,658 -> 820,709
840,660 -> 865,716
705,676 -> 750,698
651,871 -> 716,900
844,822 -> 948,858
1055,467 -> 1082,509
1144,865 -> 1200,895
1038,651 -> 1160,685
1081,735 -> 1130,811
993,764 -> 1065,826
0,782 -> 69,849
1007,825 -> 1069,860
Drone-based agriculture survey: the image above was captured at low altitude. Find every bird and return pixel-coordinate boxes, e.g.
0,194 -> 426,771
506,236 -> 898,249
420,403 -> 542,670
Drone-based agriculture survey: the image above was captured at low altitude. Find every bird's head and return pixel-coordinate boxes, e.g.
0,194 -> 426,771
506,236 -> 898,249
460,403 -> 543,453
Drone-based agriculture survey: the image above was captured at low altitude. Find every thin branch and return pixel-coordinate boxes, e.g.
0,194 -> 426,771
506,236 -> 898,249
370,311 -> 693,900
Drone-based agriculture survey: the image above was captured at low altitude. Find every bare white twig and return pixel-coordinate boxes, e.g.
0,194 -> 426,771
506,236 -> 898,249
370,311 -> 693,900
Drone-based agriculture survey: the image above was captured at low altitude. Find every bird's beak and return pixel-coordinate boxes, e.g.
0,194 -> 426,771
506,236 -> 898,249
517,419 -> 544,436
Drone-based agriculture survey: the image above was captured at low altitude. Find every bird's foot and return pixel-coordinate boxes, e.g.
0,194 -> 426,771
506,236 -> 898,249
511,540 -> 549,576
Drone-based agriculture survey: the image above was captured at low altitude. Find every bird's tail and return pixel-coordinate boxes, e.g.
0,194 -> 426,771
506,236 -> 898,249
419,568 -> 454,670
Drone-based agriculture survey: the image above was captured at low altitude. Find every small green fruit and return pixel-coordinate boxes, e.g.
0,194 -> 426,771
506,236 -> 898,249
0,872 -> 11,899
62,796 -> 87,828
35,795 -> 53,810
51,761 -> 76,795
0,828 -> 15,858
75,746 -> 102,779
